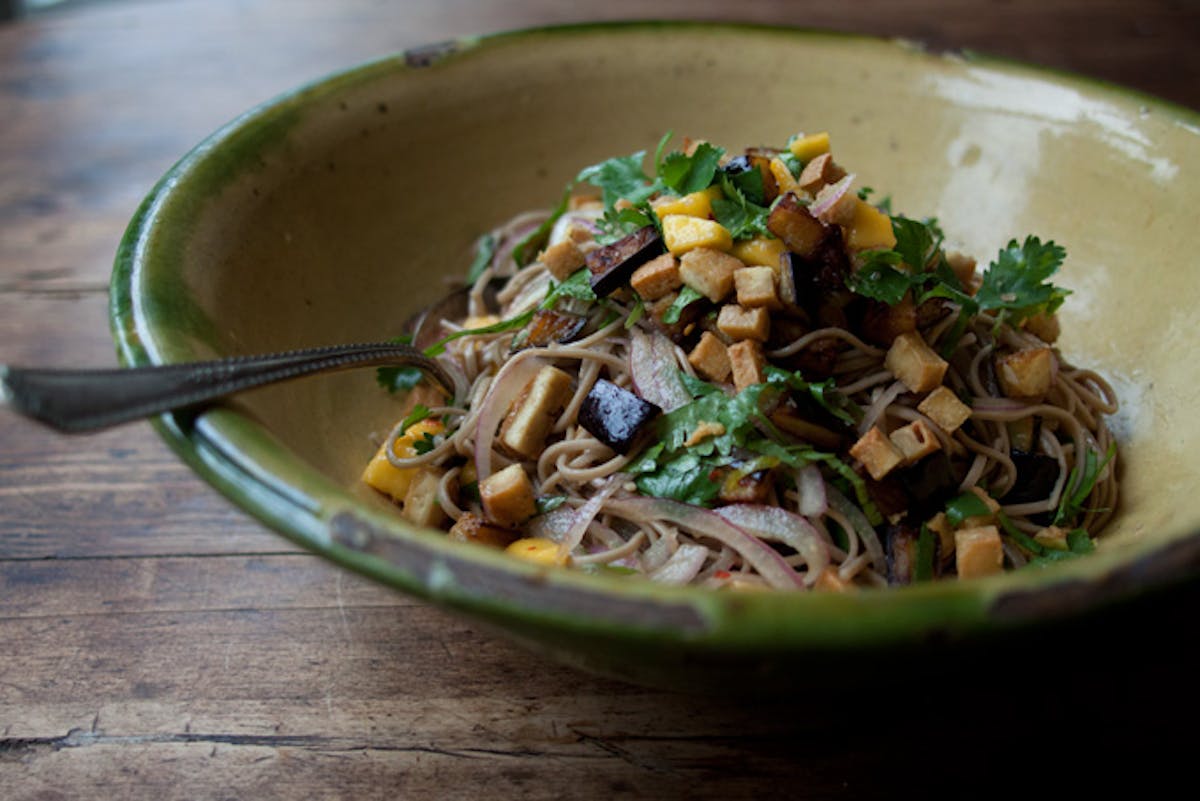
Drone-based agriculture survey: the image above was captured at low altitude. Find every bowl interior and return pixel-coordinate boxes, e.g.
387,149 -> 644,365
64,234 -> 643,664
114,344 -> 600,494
113,23 -> 1200,674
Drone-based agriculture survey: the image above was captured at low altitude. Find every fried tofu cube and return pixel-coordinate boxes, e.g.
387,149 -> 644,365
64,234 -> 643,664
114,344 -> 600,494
955,525 -> 1004,579
1022,312 -> 1061,344
688,331 -> 732,382
499,366 -> 573,459
845,197 -> 897,251
652,186 -> 723,218
734,266 -> 781,309
889,419 -> 942,464
629,252 -> 682,301
997,347 -> 1057,400
505,537 -> 568,567
678,247 -> 740,302
1034,525 -> 1070,551
814,566 -> 854,592
917,386 -> 972,433
480,463 -> 537,528
448,512 -> 518,549
788,131 -> 831,162
727,340 -> 766,391
401,467 -> 446,528
717,304 -> 770,342
926,512 -> 957,562
661,215 -> 733,255
797,152 -> 847,194
361,419 -> 445,502
730,236 -> 788,270
539,239 -> 585,281
885,332 -> 948,393
849,426 -> 905,480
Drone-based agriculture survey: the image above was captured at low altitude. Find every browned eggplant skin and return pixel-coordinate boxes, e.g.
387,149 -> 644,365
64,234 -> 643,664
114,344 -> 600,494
578,378 -> 661,454
585,226 -> 666,296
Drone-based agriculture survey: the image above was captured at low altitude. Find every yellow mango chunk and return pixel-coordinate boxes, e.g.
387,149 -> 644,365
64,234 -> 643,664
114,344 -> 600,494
661,214 -> 733,255
788,131 -> 831,162
768,157 -> 799,195
361,419 -> 444,502
505,537 -> 568,567
731,235 -> 788,270
845,197 -> 897,251
652,186 -> 722,219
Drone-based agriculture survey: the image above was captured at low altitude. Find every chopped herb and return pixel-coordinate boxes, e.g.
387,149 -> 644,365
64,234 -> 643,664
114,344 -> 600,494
576,150 -> 657,208
596,204 -> 658,245
624,295 -> 645,329
412,432 -> 438,455
679,370 -> 722,398
466,233 -> 497,285
712,172 -> 771,239
376,334 -> 424,393
633,450 -> 725,506
914,525 -> 936,582
1054,442 -> 1116,525
777,151 -> 803,178
658,141 -> 724,195
1067,528 -> 1095,554
722,159 -> 766,206
944,491 -> 994,527
422,309 -> 536,356
662,285 -> 704,324
398,404 -> 432,436
544,268 -> 598,306
764,366 -> 861,426
536,495 -> 569,515
976,236 -> 1070,325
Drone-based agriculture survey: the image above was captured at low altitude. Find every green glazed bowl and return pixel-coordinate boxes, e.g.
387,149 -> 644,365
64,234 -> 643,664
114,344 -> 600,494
111,23 -> 1200,689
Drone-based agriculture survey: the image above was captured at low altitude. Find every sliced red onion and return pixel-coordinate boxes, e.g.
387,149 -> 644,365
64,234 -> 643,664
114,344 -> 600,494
825,484 -> 886,573
473,354 -> 546,483
809,173 -> 855,222
714,504 -> 829,585
556,478 -> 620,561
795,465 -> 828,518
526,505 -> 578,542
649,544 -> 710,586
629,328 -> 690,412
605,497 -> 805,590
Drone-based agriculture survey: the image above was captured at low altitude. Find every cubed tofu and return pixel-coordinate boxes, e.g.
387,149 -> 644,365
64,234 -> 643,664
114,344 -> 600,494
448,512 -> 518,549
954,525 -> 1004,579
717,304 -> 770,342
629,252 -> 682,301
797,152 -> 847,194
730,236 -> 788,270
812,176 -> 857,226
652,186 -> 723,219
917,386 -> 972,433
480,463 -> 537,528
1023,312 -> 1061,344
997,347 -> 1057,400
401,467 -> 447,528
813,566 -> 854,593
688,331 -> 732,382
889,419 -> 942,464
499,366 -> 573,459
849,426 -> 905,480
788,131 -> 831,162
845,197 -> 897,251
727,340 -> 766,391
734,266 -> 781,309
505,537 -> 568,567
361,419 -> 445,502
678,247 -> 741,302
926,512 -> 957,563
661,215 -> 733,255
1034,525 -> 1070,551
768,156 -> 799,195
885,332 -> 948,393
539,239 -> 585,281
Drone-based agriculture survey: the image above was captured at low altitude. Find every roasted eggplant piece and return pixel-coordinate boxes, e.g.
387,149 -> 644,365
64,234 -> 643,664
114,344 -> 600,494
861,295 -> 917,347
578,379 -> 661,454
1004,450 -> 1060,505
767,193 -> 829,257
512,309 -> 587,351
886,524 -> 920,585
585,226 -> 665,297
647,290 -> 710,346
896,452 -> 964,520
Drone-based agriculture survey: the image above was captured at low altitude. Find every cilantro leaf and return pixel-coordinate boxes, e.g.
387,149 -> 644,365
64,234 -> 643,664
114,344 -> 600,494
596,204 -> 658,245
513,186 -> 571,267
658,142 -> 724,195
412,431 -> 438,455
624,294 -> 645,329
634,451 -> 724,506
711,173 -> 771,239
891,215 -> 942,272
764,366 -> 861,426
376,334 -> 423,393
679,370 -> 721,398
399,404 -> 432,436
536,495 -> 568,515
576,150 -> 657,208
723,161 -> 766,206
845,253 -> 912,306
778,151 -> 803,179
662,285 -> 704,324
422,309 -> 536,356
543,268 -> 597,307
975,236 -> 1070,324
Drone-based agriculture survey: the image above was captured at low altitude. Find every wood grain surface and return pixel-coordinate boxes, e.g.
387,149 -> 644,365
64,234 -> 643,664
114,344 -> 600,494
2,1 -> 1198,798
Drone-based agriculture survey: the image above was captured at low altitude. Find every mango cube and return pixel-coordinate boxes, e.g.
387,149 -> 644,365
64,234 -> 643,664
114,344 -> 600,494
731,235 -> 788,270
788,131 -> 831,162
505,537 -> 568,567
652,186 -> 723,219
845,197 -> 897,251
662,214 -> 733,255
361,419 -> 445,502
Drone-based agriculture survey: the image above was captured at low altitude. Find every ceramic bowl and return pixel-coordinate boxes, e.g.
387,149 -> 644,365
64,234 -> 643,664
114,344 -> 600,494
111,23 -> 1200,689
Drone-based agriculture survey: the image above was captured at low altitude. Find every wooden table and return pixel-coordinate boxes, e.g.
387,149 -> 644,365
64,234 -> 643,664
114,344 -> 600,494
2,1 -> 1198,797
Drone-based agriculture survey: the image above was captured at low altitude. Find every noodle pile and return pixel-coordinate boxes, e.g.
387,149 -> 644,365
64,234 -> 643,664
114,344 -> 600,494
364,133 -> 1118,591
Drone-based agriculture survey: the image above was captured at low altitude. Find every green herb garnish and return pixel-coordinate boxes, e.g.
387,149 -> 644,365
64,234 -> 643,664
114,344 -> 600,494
662,285 -> 704,324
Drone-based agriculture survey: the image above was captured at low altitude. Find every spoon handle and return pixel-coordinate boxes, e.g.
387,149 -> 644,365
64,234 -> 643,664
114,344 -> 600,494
1,343 -> 450,434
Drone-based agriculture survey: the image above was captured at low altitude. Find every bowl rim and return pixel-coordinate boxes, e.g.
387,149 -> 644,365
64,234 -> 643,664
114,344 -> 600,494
109,20 -> 1200,653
